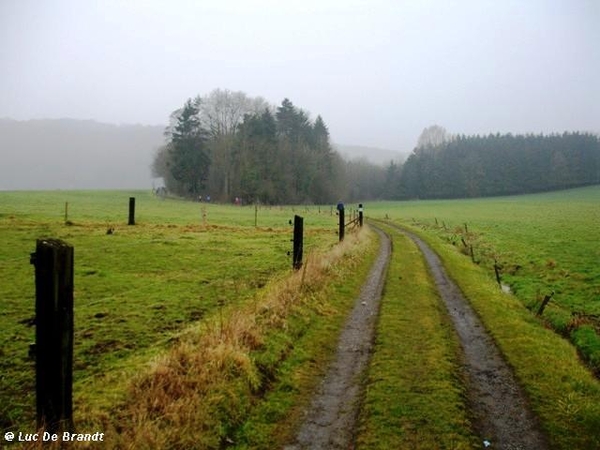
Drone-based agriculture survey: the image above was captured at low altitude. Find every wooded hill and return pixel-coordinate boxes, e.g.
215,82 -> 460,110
3,94 -> 596,201
385,132 -> 600,200
0,119 -> 163,190
155,91 -> 599,203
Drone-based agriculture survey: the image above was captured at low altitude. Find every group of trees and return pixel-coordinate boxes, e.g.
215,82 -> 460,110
153,92 -> 600,203
388,130 -> 600,199
153,90 -> 344,204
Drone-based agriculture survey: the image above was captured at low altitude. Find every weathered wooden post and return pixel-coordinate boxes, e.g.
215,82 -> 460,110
64,202 -> 69,224
493,259 -> 502,288
537,291 -> 555,316
292,215 -> 304,270
337,201 -> 345,242
358,203 -> 364,227
30,239 -> 74,433
128,197 -> 135,225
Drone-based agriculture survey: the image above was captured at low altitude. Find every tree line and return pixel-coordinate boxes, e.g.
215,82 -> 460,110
389,130 -> 600,199
153,92 -> 600,203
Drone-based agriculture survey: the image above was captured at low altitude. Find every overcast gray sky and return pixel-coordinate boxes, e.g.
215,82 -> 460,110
1,0 -> 598,151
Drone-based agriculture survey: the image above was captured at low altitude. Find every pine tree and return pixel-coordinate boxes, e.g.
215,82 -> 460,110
167,98 -> 210,197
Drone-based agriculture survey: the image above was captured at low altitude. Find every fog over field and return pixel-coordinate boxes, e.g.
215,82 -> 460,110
1,0 -> 598,190
0,119 -> 164,190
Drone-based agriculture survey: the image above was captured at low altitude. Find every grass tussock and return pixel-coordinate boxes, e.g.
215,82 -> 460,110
38,229 -> 372,450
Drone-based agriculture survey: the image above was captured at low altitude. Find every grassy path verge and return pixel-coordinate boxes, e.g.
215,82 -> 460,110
401,227 -> 547,448
357,225 -> 476,449
284,227 -> 390,449
229,228 -> 380,449
64,228 -> 379,449
394,221 -> 600,449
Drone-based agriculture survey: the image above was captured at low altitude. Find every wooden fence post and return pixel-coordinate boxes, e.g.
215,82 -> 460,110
30,239 -> 74,433
537,291 -> 555,316
338,206 -> 345,242
201,206 -> 207,226
358,203 -> 364,227
293,215 -> 304,270
128,197 -> 136,225
493,259 -> 502,288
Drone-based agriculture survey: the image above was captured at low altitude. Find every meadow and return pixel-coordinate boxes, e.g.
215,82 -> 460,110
1,187 -> 599,449
0,190 -> 352,433
368,185 -> 600,372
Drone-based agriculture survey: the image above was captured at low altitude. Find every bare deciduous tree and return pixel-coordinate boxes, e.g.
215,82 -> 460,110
416,124 -> 451,151
200,89 -> 270,138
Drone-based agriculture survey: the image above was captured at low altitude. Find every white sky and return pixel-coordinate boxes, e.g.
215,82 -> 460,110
1,0 -> 599,151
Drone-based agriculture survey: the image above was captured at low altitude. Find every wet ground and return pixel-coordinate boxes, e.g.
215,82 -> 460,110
285,224 -> 547,449
405,228 -> 547,450
284,228 -> 391,450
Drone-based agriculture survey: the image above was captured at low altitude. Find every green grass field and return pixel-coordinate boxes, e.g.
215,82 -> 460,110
0,190 -> 345,431
367,186 -> 600,371
1,187 -> 599,449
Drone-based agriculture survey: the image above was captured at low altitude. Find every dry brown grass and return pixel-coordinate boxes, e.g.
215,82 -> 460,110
20,228 -> 371,450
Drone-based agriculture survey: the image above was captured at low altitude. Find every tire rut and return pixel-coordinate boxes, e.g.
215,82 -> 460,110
284,228 -> 391,450
396,225 -> 548,450
285,224 -> 547,450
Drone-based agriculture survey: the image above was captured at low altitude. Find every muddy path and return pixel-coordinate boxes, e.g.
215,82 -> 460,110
285,224 -> 547,449
284,228 -> 391,450
391,225 -> 548,450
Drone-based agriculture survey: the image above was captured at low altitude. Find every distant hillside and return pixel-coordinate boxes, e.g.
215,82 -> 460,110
0,119 -> 165,190
0,118 -> 409,191
334,144 -> 408,166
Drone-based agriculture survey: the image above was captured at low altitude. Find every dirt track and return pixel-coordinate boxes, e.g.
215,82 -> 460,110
403,228 -> 548,450
285,224 -> 547,449
284,228 -> 391,450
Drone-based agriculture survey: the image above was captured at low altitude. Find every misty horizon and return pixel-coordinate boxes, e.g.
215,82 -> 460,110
0,117 -> 412,191
1,0 -> 598,153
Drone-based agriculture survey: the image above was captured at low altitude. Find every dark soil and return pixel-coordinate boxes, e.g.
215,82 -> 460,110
285,225 -> 548,450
